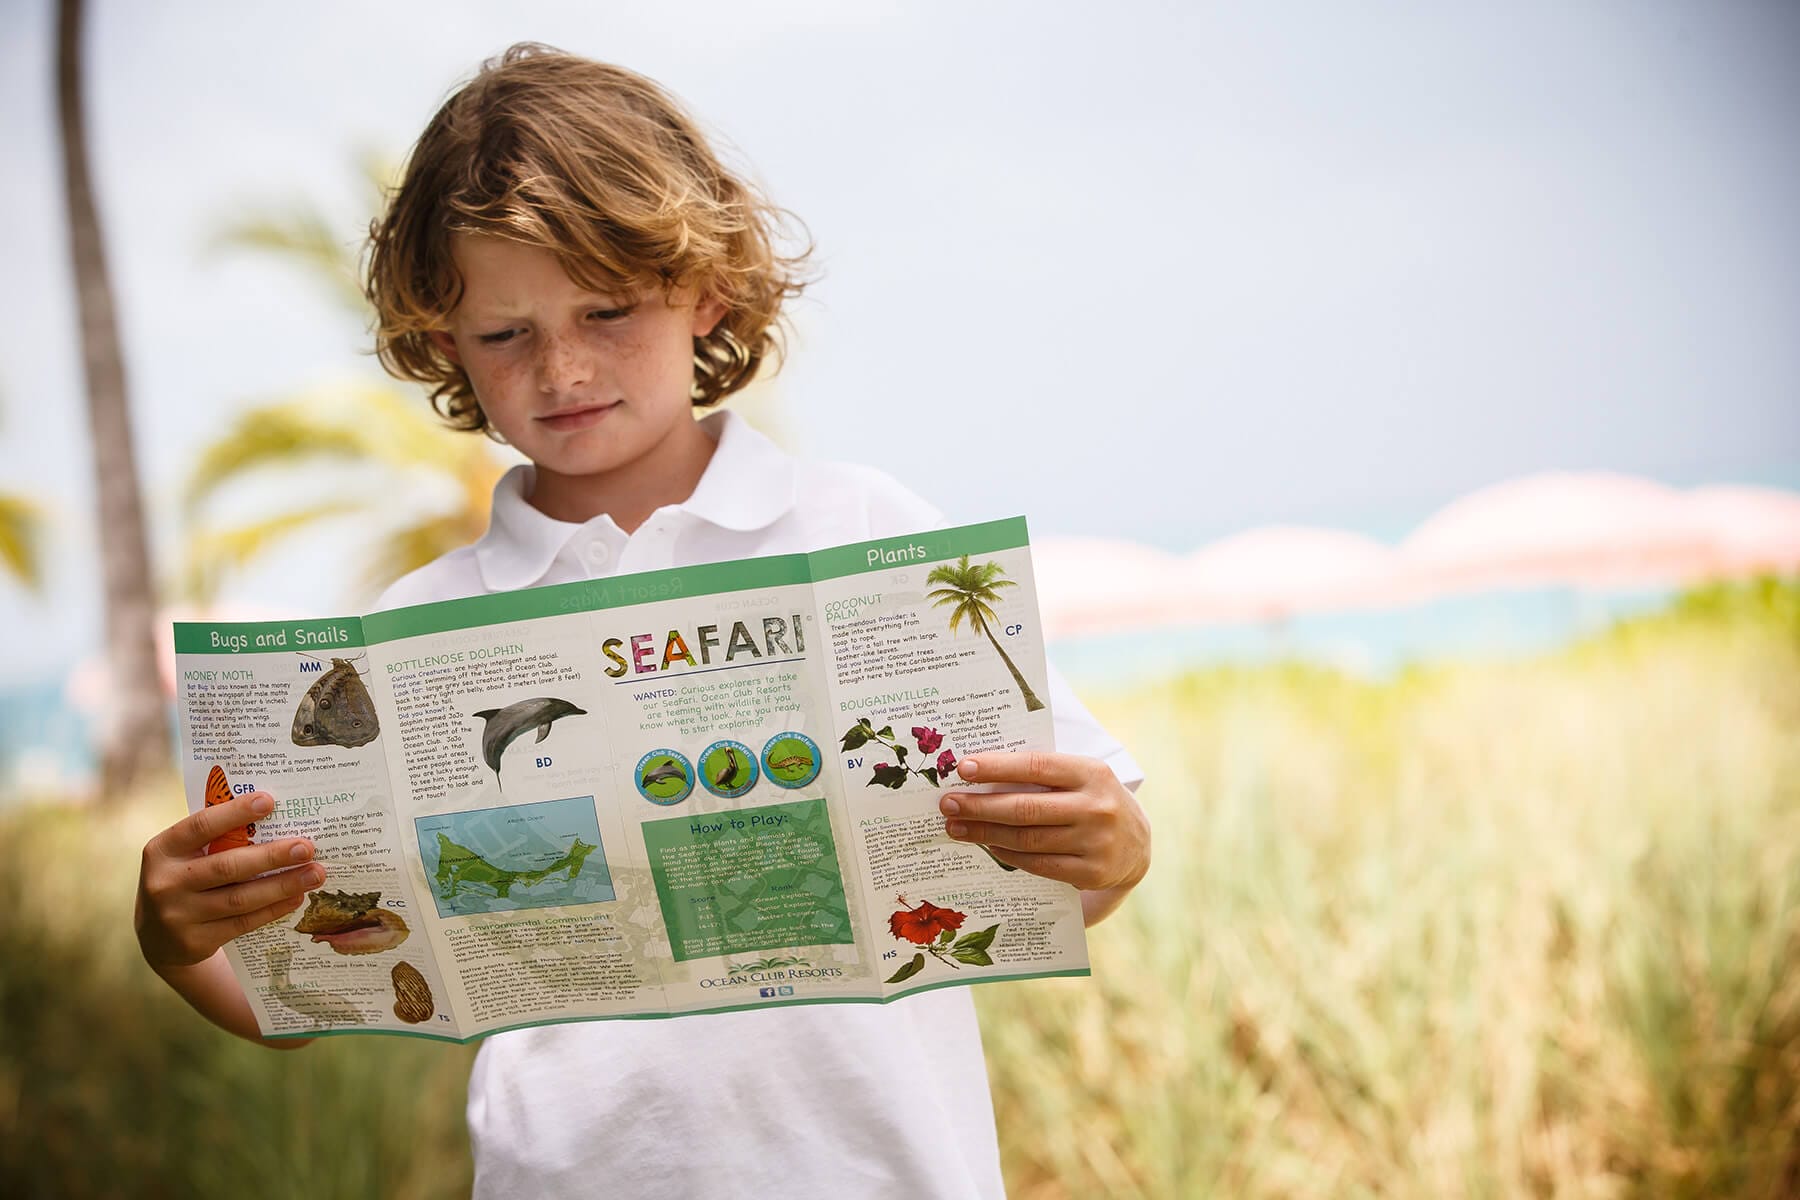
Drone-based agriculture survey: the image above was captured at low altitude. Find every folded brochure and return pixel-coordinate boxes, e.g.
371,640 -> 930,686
172,517 -> 1088,1040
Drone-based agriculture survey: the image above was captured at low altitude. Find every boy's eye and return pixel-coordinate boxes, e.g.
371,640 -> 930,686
588,306 -> 634,322
477,328 -> 522,345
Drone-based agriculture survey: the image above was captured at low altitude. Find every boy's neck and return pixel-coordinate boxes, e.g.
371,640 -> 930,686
524,416 -> 718,533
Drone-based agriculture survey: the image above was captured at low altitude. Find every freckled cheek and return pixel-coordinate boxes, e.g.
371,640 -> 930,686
463,358 -> 534,412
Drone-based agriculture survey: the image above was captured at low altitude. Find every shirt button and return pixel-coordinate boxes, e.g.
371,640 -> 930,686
584,541 -> 611,566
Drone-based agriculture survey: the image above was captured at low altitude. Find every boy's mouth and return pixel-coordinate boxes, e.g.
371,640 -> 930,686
537,401 -> 620,432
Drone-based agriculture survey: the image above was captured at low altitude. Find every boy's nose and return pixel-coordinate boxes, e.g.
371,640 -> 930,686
535,331 -> 593,395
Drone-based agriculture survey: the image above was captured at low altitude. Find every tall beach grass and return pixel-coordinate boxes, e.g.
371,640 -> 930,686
980,579 -> 1800,1197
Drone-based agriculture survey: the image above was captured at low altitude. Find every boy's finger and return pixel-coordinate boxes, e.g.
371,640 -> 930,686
184,839 -> 319,892
940,789 -> 1078,828
157,791 -> 275,857
195,863 -> 326,922
981,847 -> 1092,887
956,752 -> 1095,790
205,890 -> 311,943
944,818 -> 1078,856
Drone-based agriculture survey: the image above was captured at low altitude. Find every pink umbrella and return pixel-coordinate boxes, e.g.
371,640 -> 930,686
1033,473 -> 1800,637
1399,473 -> 1800,591
1177,526 -> 1401,620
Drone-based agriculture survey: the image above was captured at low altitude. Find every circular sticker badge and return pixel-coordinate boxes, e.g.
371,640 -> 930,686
697,739 -> 758,798
635,749 -> 694,806
762,732 -> 822,790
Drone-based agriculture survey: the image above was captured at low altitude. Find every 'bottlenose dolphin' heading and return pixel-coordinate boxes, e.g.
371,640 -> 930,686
471,696 -> 587,788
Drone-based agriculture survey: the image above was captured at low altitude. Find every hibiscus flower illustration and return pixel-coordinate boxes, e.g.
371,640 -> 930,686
885,894 -> 1001,984
888,896 -> 966,944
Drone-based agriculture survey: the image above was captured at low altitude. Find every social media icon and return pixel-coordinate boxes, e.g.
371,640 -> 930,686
759,987 -> 777,998
777,985 -> 794,996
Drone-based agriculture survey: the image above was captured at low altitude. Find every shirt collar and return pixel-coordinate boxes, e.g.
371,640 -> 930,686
473,409 -> 798,592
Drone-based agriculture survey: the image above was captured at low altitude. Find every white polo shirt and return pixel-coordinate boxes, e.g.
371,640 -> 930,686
378,409 -> 1143,1200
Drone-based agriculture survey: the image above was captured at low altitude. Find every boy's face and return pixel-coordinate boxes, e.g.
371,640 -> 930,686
430,234 -> 725,501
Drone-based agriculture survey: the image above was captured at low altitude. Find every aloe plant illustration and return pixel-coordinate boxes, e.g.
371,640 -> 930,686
925,555 -> 1045,712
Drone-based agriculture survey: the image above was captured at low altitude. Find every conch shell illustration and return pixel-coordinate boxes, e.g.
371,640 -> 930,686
292,888 -> 411,956
472,696 -> 587,788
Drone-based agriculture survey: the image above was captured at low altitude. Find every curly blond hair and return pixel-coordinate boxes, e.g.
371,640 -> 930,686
365,44 -> 811,431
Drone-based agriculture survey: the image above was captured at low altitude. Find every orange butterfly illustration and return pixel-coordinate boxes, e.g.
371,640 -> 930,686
204,764 -> 255,855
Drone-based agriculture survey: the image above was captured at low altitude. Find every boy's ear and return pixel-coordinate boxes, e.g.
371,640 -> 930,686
691,294 -> 728,339
428,330 -> 462,366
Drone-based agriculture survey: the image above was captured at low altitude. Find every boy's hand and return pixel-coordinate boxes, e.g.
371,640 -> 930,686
939,752 -> 1151,925
136,791 -> 325,973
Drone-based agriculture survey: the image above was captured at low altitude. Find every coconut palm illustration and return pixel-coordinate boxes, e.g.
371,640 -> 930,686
925,555 -> 1046,712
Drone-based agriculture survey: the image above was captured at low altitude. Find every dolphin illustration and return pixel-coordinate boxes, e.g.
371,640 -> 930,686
472,696 -> 588,788
640,758 -> 687,789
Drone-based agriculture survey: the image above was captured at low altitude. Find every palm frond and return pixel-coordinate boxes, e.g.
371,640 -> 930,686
925,556 -> 972,588
211,211 -> 368,318
360,514 -> 485,601
182,502 -> 365,601
0,493 -> 43,590
182,402 -> 373,515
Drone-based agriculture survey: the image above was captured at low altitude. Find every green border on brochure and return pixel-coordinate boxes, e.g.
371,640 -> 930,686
262,964 -> 1091,1044
363,554 -> 814,642
172,617 -> 367,656
805,516 -> 1030,582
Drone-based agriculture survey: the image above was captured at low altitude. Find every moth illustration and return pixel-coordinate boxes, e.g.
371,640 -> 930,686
203,763 -> 255,855
472,696 -> 587,789
292,656 -> 380,749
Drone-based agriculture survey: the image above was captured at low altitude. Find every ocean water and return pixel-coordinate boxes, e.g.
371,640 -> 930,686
1047,583 -> 1677,686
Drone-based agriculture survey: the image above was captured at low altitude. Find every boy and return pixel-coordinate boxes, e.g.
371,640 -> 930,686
136,44 -> 1150,1198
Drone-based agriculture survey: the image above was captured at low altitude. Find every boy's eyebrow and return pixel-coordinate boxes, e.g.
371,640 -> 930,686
460,289 -> 639,321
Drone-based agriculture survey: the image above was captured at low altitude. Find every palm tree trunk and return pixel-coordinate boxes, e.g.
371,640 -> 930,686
979,621 -> 1046,712
58,0 -> 168,796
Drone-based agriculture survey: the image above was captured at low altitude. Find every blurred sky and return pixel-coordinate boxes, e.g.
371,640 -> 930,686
2,0 -> 1799,683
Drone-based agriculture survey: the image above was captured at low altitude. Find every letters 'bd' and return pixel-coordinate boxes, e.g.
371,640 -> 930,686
292,658 -> 381,748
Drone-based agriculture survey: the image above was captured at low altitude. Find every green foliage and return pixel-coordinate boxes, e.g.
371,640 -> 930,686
186,161 -> 507,606
180,385 -> 506,603
1668,573 -> 1800,632
0,493 -> 43,590
0,796 -> 475,1199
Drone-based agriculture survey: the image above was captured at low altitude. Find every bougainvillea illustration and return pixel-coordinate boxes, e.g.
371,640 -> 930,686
884,894 -> 1001,983
841,717 -> 959,789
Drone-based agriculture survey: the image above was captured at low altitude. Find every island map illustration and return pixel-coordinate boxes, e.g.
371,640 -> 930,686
414,796 -> 616,917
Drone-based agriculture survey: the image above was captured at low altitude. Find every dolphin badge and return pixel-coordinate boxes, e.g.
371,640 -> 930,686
472,696 -> 588,788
